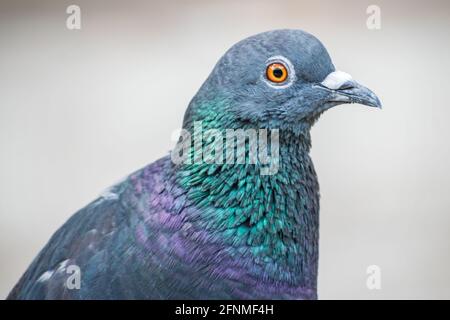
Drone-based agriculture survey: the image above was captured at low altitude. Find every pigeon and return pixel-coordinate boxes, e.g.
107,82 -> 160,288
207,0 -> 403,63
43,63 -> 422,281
7,29 -> 380,300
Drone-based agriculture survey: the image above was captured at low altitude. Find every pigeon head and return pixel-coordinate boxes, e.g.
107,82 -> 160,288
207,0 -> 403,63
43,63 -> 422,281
183,29 -> 381,135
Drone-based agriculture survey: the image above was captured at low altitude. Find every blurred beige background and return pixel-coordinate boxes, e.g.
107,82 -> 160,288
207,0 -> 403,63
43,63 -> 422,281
1,0 -> 449,299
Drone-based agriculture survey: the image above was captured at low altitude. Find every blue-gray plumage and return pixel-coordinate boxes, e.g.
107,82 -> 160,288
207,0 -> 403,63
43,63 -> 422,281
8,29 -> 380,300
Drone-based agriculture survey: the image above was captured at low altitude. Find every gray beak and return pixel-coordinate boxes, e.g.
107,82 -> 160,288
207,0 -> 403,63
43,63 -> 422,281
319,70 -> 382,109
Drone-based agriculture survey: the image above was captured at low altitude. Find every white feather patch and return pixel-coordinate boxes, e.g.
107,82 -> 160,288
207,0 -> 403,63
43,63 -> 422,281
99,175 -> 128,200
37,270 -> 54,283
36,259 -> 71,283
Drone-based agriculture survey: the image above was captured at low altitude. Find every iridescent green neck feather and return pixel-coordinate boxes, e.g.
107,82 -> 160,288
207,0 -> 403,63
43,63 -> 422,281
175,97 -> 320,284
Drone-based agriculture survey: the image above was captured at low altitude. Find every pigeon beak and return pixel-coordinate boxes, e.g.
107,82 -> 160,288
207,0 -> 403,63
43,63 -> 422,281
319,71 -> 382,109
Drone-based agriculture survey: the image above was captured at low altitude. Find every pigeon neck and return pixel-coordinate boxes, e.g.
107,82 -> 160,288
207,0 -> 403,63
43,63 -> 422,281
175,126 -> 319,287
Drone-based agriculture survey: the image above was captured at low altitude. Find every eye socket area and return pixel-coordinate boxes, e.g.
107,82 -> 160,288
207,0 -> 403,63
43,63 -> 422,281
266,62 -> 288,83
263,56 -> 296,88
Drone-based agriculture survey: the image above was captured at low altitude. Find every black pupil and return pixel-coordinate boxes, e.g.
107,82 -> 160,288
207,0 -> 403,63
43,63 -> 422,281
273,68 -> 284,78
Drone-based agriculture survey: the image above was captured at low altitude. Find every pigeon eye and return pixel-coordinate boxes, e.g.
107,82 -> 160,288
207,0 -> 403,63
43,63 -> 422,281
262,56 -> 296,89
266,63 -> 288,83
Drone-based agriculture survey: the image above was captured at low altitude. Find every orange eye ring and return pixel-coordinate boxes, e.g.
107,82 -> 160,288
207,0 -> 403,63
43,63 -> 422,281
266,62 -> 288,83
